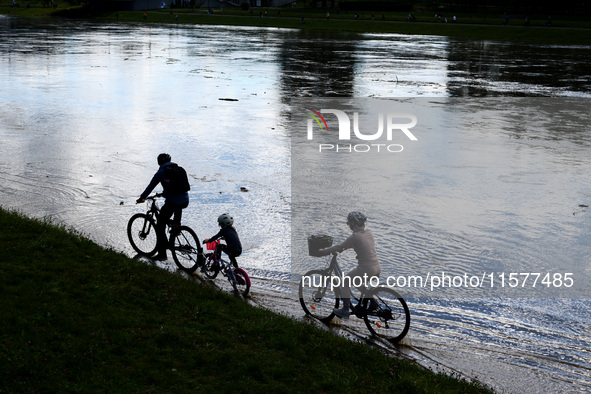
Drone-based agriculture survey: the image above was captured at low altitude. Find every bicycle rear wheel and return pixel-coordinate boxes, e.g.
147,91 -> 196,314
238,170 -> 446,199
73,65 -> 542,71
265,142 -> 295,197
127,213 -> 158,256
363,287 -> 410,343
170,225 -> 202,274
298,269 -> 338,322
232,268 -> 251,297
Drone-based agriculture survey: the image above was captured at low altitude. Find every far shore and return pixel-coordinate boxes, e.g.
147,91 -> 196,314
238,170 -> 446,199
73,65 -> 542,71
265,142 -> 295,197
2,2 -> 591,45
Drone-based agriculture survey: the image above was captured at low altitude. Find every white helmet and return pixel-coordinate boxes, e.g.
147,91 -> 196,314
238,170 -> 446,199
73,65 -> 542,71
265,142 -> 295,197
218,213 -> 234,227
347,211 -> 367,228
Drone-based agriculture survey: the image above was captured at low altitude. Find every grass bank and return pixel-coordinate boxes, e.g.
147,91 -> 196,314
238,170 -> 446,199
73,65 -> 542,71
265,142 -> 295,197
0,207 -> 491,392
2,0 -> 591,44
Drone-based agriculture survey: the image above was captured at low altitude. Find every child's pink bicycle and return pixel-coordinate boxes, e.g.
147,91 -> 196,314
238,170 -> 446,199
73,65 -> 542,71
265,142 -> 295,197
201,240 -> 251,297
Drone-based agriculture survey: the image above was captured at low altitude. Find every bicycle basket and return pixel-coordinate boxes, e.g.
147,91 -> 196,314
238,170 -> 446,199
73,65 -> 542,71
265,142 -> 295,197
205,240 -> 220,250
206,240 -> 220,251
308,234 -> 333,257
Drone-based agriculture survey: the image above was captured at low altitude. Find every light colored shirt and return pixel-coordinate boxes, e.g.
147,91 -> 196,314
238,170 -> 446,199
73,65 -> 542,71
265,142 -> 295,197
323,226 -> 380,269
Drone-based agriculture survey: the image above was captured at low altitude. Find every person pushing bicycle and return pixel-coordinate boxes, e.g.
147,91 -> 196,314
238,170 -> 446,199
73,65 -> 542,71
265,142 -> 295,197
203,213 -> 242,268
136,153 -> 190,261
318,211 -> 381,319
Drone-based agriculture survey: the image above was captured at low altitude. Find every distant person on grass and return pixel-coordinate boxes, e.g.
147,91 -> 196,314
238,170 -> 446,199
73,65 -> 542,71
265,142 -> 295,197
136,153 -> 190,261
318,211 -> 381,319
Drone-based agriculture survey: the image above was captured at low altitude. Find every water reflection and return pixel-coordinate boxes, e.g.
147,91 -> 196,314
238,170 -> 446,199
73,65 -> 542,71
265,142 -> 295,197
446,40 -> 591,96
278,30 -> 358,97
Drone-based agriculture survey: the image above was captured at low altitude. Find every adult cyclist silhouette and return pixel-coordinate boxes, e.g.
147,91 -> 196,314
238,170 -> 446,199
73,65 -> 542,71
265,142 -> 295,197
136,153 -> 189,261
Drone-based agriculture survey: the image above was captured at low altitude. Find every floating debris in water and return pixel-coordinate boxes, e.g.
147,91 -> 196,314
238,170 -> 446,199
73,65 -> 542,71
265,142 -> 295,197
573,204 -> 588,215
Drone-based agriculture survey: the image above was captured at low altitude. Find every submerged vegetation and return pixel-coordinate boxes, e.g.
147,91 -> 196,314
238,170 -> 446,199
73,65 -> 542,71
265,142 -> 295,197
0,207 -> 493,392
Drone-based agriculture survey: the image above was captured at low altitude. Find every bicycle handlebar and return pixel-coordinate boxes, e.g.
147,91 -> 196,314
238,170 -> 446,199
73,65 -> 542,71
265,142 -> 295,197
136,193 -> 163,204
314,250 -> 338,257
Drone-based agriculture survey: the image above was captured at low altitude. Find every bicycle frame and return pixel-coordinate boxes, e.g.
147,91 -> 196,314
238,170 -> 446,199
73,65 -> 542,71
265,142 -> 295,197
143,195 -> 178,235
326,253 -> 344,278
220,259 -> 239,284
324,253 -> 371,316
146,198 -> 160,221
210,247 -> 238,285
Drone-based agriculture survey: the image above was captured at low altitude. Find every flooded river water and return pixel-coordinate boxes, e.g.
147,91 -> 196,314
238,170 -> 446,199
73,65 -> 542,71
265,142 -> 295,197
1,16 -> 590,392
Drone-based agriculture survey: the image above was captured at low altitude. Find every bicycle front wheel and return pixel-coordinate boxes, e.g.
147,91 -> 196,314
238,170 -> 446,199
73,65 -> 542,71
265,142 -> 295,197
298,269 -> 338,322
170,226 -> 202,274
127,213 -> 158,256
232,268 -> 251,297
202,253 -> 219,279
363,287 -> 410,343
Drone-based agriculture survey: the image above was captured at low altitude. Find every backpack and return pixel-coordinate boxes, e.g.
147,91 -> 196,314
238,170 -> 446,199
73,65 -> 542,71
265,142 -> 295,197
163,163 -> 190,194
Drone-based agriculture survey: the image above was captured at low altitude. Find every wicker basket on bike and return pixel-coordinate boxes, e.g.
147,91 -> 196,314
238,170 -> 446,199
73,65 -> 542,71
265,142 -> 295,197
308,234 -> 333,257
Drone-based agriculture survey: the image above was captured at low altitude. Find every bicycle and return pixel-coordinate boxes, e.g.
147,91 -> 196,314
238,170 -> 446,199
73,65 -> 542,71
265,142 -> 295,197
201,240 -> 251,297
127,193 -> 203,274
299,251 -> 410,344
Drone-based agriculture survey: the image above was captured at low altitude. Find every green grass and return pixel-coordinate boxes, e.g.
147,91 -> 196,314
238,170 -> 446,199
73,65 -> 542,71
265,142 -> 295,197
0,207 -> 491,392
2,0 -> 591,44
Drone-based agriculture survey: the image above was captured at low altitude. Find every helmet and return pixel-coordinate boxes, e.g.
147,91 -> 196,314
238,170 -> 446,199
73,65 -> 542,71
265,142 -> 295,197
217,213 -> 234,227
347,211 -> 367,228
157,153 -> 171,165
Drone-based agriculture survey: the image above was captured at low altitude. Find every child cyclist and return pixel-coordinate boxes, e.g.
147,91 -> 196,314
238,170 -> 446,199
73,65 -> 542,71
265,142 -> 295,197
318,211 -> 381,319
203,213 -> 242,268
